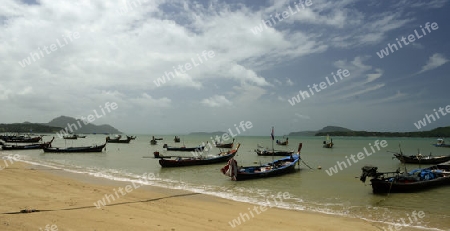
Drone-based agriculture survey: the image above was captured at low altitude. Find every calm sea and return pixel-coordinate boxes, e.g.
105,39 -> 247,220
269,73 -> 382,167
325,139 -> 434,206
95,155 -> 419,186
2,134 -> 450,230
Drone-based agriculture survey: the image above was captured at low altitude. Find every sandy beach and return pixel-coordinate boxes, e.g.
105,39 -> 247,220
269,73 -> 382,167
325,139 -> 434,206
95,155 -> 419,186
0,161 -> 403,231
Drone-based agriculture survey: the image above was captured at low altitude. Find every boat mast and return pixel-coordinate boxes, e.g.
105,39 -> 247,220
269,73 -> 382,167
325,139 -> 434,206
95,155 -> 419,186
271,127 -> 274,163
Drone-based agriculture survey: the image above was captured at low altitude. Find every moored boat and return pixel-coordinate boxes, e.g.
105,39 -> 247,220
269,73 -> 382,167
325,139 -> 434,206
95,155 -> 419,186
215,138 -> 234,148
106,135 -> 132,143
393,152 -> 450,165
360,164 -> 450,193
163,143 -> 206,152
276,137 -> 288,146
255,146 -> 294,156
433,138 -> 450,148
157,144 -> 240,167
150,136 -> 157,145
43,142 -> 107,153
1,137 -> 54,150
221,143 -> 302,181
174,136 -> 180,143
323,135 -> 333,148
63,134 -> 78,139
0,135 -> 42,143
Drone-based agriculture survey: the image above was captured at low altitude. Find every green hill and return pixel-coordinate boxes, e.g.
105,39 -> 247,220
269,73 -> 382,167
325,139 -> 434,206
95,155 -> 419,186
289,126 -> 351,136
315,126 -> 450,137
47,116 -> 121,134
0,122 -> 62,133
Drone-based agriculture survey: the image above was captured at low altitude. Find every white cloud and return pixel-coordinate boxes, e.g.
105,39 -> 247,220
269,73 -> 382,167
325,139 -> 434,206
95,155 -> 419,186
417,53 -> 449,74
201,95 -> 232,108
365,68 -> 383,83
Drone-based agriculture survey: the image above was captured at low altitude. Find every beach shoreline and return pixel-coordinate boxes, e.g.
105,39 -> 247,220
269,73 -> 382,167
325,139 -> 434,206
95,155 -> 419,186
0,161 -> 423,231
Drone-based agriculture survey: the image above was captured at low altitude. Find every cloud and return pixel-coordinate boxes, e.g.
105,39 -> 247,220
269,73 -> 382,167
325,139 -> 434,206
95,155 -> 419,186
129,93 -> 171,108
394,0 -> 448,9
286,78 -> 294,86
295,113 -> 310,119
417,53 -> 449,74
337,83 -> 386,100
365,68 -> 383,83
201,95 -> 232,107
323,56 -> 385,101
232,84 -> 267,105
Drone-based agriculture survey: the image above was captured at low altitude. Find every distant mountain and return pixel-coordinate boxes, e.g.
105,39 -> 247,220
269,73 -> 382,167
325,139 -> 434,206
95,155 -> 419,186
317,126 -> 352,133
47,116 -> 121,134
0,123 -> 62,133
315,126 -> 450,137
189,131 -> 226,136
288,130 -> 317,136
289,126 -> 351,136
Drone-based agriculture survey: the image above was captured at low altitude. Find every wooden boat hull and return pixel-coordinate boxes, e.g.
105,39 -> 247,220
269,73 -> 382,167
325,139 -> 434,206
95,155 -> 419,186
393,153 -> 450,164
256,150 -> 293,156
164,145 -> 205,152
63,136 -> 78,140
215,143 -> 233,148
2,144 -> 44,150
159,153 -> 236,167
107,140 -> 131,143
323,143 -> 333,148
370,176 -> 450,193
106,138 -> 131,143
43,143 -> 106,153
1,137 -> 54,150
433,144 -> 450,148
361,164 -> 450,194
1,137 -> 42,143
235,155 -> 299,181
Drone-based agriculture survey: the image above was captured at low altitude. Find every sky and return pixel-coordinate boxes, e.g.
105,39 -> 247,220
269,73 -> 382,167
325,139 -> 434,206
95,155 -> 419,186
1,0 -> 449,136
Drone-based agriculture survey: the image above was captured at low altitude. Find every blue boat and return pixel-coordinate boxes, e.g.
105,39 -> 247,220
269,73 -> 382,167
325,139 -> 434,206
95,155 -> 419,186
222,143 -> 302,181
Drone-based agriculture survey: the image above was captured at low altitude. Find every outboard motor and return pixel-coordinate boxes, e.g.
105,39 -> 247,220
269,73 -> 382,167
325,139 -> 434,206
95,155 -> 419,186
360,166 -> 379,183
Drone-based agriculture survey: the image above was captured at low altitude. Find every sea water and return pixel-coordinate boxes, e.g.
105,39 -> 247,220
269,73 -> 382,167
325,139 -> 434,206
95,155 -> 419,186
2,134 -> 450,230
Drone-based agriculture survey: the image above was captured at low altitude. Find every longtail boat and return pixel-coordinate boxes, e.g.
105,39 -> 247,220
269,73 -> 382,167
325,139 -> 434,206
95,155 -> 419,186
393,152 -> 450,165
255,147 -> 294,156
433,138 -> 450,148
163,143 -> 206,152
222,143 -> 302,181
1,137 -> 54,150
323,135 -> 333,148
215,138 -> 234,148
174,136 -> 181,143
106,135 -> 132,143
157,144 -> 240,167
0,135 -> 42,143
360,163 -> 450,194
43,142 -> 107,153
